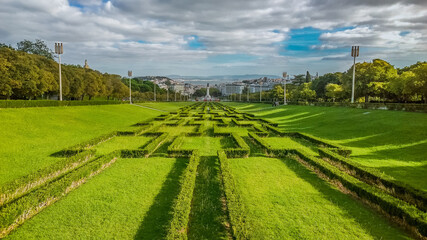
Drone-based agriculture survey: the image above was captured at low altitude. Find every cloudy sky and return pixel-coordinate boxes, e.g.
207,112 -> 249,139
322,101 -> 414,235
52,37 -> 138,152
0,0 -> 426,77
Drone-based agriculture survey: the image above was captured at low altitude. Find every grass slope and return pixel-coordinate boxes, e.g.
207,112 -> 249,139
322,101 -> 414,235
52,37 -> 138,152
229,157 -> 411,239
6,157 -> 186,240
134,102 -> 194,112
0,103 -> 187,185
225,103 -> 427,192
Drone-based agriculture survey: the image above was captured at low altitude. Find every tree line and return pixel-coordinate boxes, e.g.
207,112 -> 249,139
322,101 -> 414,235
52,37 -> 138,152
0,40 -> 173,101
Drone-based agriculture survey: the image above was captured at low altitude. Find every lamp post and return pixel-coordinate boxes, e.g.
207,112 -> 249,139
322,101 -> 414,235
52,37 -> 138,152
128,70 -> 132,104
167,87 -> 169,101
259,82 -> 262,102
247,84 -> 249,102
153,81 -> 156,101
55,43 -> 63,101
282,72 -> 287,105
351,46 -> 359,103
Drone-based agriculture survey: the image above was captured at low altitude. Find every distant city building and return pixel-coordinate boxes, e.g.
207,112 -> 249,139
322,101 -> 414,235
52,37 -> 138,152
172,83 -> 185,93
220,83 -> 245,96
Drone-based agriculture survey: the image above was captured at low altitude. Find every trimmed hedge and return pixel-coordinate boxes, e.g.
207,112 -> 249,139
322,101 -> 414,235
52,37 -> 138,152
141,133 -> 169,157
319,148 -> 427,211
0,152 -> 118,237
272,148 -> 427,237
217,150 -> 251,240
0,150 -> 95,206
0,100 -> 123,108
166,151 -> 200,240
224,133 -> 250,158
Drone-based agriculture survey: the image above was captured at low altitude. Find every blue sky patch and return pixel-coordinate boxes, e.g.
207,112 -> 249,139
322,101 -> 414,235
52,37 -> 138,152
185,35 -> 205,50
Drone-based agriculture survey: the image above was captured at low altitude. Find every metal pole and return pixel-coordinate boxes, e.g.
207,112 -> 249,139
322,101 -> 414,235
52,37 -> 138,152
259,83 -> 262,102
351,54 -> 356,103
154,82 -> 156,101
59,54 -> 62,101
167,88 -> 169,101
247,85 -> 249,102
129,78 -> 132,104
175,91 -> 177,101
283,80 -> 286,105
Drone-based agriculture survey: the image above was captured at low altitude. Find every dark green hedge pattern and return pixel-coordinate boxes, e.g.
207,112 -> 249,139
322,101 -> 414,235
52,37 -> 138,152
0,153 -> 117,237
0,100 -> 123,108
217,150 -> 251,240
319,148 -> 427,212
0,150 -> 95,207
166,151 -> 200,240
223,133 -> 250,158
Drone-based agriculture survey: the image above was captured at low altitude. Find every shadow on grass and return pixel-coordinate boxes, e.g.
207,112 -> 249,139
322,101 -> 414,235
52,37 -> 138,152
134,158 -> 187,240
188,156 -> 229,240
280,157 -> 410,239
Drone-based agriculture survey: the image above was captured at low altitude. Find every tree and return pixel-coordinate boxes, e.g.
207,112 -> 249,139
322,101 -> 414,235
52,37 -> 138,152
387,71 -> 416,102
325,83 -> 345,102
0,58 -> 12,99
293,74 -> 305,85
412,63 -> 427,103
270,84 -> 284,101
305,71 -> 311,83
17,39 -> 54,60
311,72 -> 342,98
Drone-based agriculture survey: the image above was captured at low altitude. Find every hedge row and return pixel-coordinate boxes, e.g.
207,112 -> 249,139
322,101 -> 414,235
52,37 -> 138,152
319,148 -> 427,211
167,136 -> 194,157
166,151 -> 200,240
252,125 -> 269,137
231,118 -> 254,127
217,150 -> 251,240
271,148 -> 427,237
284,132 -> 351,157
0,153 -> 118,237
289,101 -> 427,113
0,100 -> 123,108
140,133 -> 169,157
0,150 -> 95,206
224,133 -> 250,158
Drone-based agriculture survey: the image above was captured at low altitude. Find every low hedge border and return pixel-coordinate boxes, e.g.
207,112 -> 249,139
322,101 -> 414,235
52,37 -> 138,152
166,151 -> 200,240
284,132 -> 351,157
140,133 -> 169,157
0,150 -> 95,207
217,150 -> 251,240
224,133 -> 250,158
0,152 -> 118,238
319,148 -> 427,212
272,149 -> 427,237
0,100 -> 123,108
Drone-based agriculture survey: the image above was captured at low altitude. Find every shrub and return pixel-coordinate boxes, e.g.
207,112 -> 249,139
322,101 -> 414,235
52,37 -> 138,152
166,151 -> 200,239
0,100 -> 123,108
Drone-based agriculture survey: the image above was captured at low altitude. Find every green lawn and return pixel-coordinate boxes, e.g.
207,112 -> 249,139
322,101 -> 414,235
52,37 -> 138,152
181,136 -> 235,156
229,157 -> 411,239
94,136 -> 153,155
134,102 -> 194,111
225,102 -> 427,192
0,103 -> 188,185
6,157 -> 187,240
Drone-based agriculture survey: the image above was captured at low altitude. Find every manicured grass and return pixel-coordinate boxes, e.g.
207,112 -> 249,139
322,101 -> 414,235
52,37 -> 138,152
134,102 -> 194,111
0,103 -> 190,185
181,136 -> 234,156
6,157 -> 187,240
225,102 -> 427,192
188,156 -> 229,240
158,125 -> 197,136
229,157 -> 411,239
264,136 -> 318,156
94,136 -> 153,155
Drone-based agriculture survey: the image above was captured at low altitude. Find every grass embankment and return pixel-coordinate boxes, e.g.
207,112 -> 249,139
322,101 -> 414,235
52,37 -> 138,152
229,157 -> 411,239
0,103 -> 187,185
6,157 -> 187,239
225,102 -> 427,192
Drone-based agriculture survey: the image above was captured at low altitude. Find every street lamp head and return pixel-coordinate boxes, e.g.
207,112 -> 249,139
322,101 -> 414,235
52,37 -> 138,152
351,46 -> 359,57
55,42 -> 63,54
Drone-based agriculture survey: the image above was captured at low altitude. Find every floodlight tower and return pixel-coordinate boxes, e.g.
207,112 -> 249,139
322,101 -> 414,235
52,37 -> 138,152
282,72 -> 287,105
247,84 -> 249,102
259,82 -> 262,102
128,71 -> 132,104
351,46 -> 359,103
55,43 -> 63,101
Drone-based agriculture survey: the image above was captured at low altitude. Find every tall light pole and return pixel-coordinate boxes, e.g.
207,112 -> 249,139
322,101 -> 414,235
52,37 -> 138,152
167,87 -> 169,101
259,82 -> 262,102
282,72 -> 287,105
55,43 -> 63,101
128,71 -> 132,104
351,46 -> 359,103
153,81 -> 156,101
247,84 -> 249,102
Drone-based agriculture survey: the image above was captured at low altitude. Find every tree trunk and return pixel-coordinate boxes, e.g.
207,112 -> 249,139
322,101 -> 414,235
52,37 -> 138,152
365,95 -> 369,103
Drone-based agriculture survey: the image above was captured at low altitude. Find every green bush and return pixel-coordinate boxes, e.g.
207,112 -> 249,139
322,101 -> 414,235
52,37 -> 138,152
319,148 -> 427,211
0,100 -> 123,108
217,150 -> 251,240
0,150 -> 95,206
224,133 -> 250,158
0,152 -> 118,237
166,151 -> 200,240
